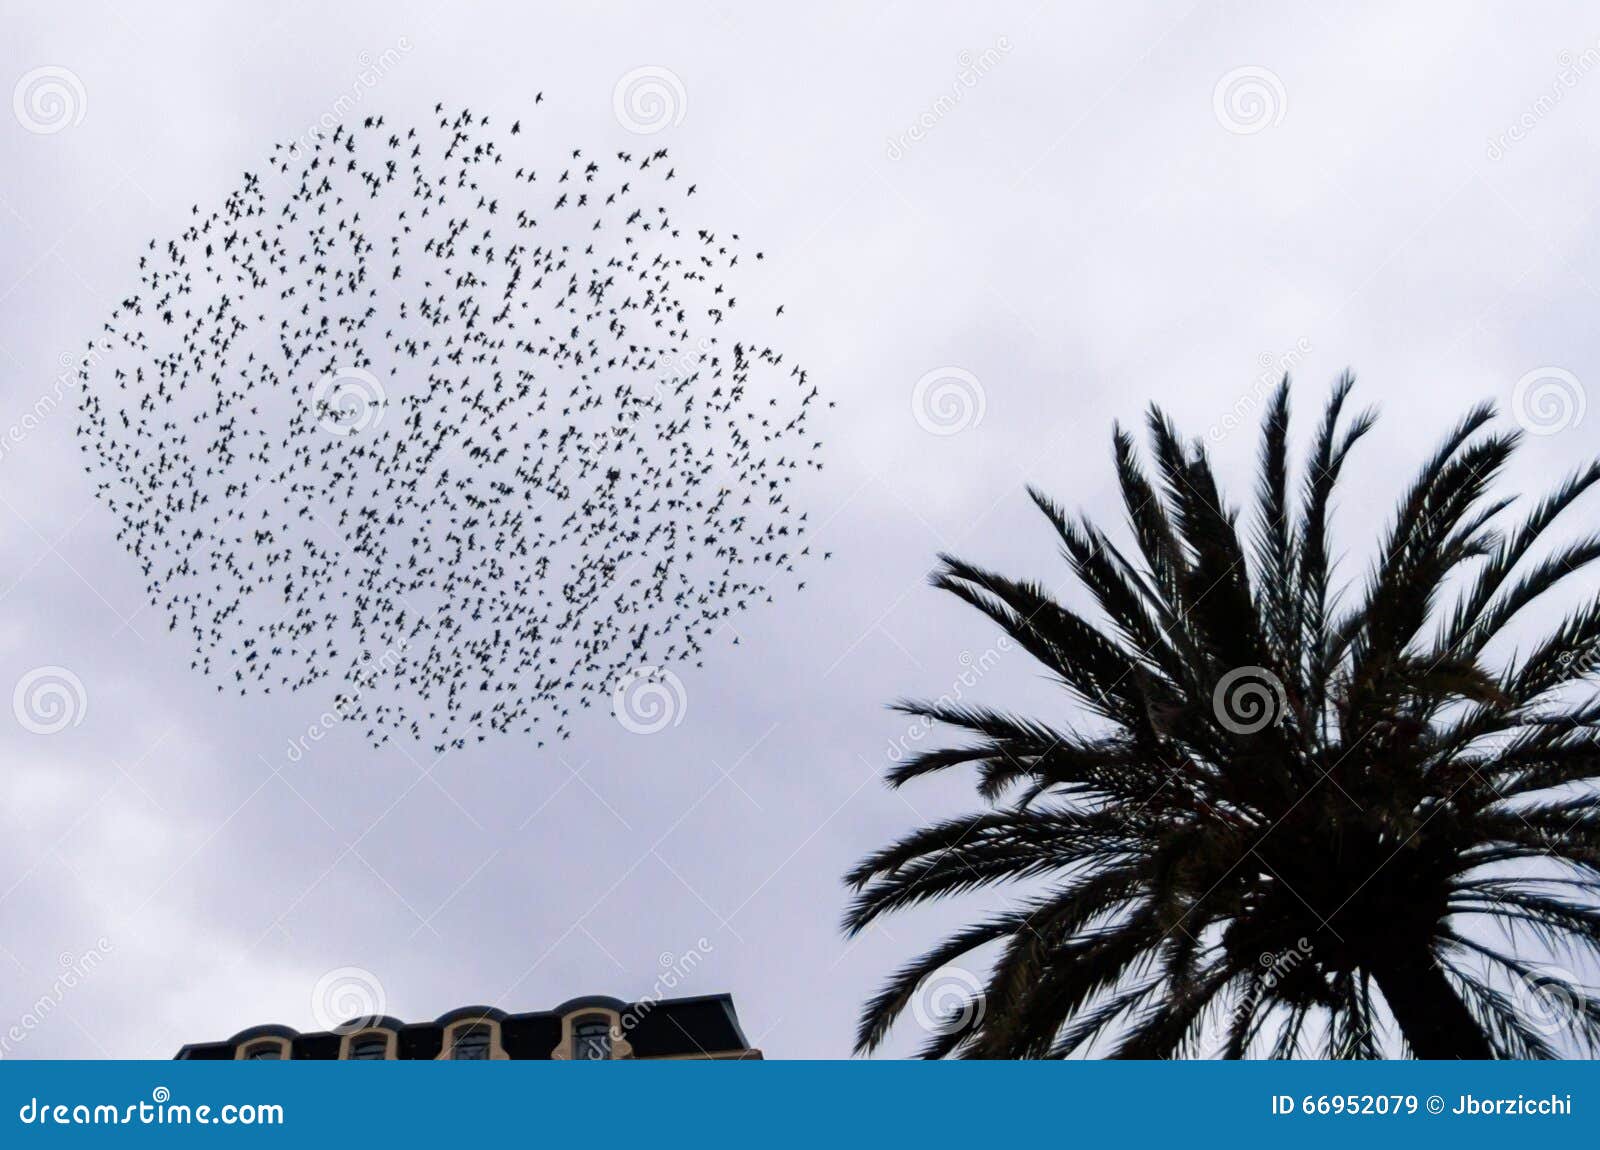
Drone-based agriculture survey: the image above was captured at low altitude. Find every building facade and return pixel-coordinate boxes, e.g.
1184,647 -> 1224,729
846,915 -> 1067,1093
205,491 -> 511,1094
175,994 -> 762,1060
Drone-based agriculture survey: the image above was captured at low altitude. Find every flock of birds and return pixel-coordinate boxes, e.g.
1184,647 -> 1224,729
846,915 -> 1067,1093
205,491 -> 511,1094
77,101 -> 827,752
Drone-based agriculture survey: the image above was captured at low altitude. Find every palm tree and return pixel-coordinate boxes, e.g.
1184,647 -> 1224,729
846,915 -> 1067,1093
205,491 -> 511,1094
847,376 -> 1600,1059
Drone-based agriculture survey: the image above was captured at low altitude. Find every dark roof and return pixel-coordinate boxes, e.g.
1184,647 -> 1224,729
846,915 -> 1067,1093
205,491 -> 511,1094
174,993 -> 758,1060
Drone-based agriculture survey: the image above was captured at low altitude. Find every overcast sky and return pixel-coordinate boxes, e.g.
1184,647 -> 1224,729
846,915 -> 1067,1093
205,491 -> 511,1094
2,1 -> 1598,1059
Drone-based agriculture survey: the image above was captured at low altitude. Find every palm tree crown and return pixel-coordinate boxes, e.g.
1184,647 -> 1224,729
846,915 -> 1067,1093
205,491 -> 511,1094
847,377 -> 1600,1058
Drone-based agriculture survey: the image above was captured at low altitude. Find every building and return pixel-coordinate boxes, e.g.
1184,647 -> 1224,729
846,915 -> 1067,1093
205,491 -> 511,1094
174,994 -> 762,1060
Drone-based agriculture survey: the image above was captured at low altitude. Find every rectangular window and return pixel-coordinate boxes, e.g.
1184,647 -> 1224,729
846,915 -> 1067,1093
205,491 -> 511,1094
451,1024 -> 491,1060
573,1017 -> 612,1060
348,1035 -> 388,1060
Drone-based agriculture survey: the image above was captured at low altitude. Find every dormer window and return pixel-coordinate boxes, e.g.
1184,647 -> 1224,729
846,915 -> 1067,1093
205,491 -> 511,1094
347,1033 -> 389,1060
449,1023 -> 492,1060
239,1038 -> 288,1060
552,1005 -> 632,1060
572,1014 -> 613,1060
433,1015 -> 504,1060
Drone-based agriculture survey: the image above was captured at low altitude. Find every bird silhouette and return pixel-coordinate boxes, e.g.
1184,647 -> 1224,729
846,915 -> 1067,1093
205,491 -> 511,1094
76,101 -> 827,754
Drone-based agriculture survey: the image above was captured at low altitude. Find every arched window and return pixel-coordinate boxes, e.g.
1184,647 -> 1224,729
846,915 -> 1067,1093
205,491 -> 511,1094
551,1005 -> 633,1060
240,1039 -> 287,1060
347,1033 -> 389,1060
449,1023 -> 492,1060
572,1014 -> 613,1060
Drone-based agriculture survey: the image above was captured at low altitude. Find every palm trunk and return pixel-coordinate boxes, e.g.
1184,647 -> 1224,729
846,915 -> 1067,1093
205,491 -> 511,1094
1369,953 -> 1491,1059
